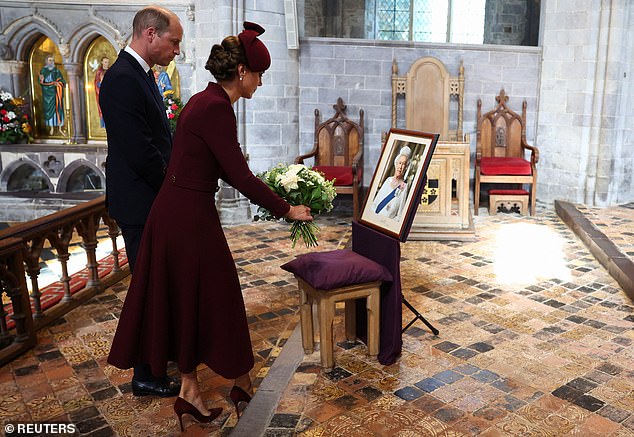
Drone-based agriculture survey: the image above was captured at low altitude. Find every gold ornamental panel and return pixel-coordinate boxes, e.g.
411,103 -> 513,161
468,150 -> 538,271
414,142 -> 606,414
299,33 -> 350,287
84,36 -> 117,140
29,36 -> 70,140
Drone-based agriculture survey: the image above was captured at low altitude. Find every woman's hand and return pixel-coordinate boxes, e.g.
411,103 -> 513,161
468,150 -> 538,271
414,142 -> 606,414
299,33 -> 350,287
285,205 -> 313,221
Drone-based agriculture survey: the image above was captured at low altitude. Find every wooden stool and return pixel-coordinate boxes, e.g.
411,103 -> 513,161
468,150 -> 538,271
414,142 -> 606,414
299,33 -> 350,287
489,189 -> 529,215
297,277 -> 381,371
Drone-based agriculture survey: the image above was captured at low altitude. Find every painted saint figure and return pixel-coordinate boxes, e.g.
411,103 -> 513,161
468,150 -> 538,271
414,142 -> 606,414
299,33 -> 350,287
154,65 -> 173,97
94,56 -> 110,127
371,145 -> 412,220
39,55 -> 66,135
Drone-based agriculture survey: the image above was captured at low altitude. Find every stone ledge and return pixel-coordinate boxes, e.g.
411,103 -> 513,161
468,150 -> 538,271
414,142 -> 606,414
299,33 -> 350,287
555,200 -> 634,301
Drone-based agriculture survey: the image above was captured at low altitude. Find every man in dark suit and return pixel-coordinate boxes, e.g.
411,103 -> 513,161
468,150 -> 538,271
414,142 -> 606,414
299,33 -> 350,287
100,5 -> 183,397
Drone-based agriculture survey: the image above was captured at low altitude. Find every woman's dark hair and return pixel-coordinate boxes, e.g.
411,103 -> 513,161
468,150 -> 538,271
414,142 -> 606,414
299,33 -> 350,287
205,36 -> 247,81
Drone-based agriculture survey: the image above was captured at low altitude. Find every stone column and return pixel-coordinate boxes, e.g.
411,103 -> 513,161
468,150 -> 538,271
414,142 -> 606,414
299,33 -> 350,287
194,0 -> 300,225
195,0 -> 252,225
0,61 -> 28,99
62,62 -> 87,144
11,61 -> 28,98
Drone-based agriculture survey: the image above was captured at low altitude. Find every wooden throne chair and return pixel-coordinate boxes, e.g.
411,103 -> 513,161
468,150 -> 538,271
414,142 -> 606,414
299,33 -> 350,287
391,57 -> 472,240
475,89 -> 539,216
295,97 -> 364,218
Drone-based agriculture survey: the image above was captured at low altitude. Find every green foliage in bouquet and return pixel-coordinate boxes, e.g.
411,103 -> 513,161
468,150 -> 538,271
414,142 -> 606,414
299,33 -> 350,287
256,163 -> 337,248
164,94 -> 183,133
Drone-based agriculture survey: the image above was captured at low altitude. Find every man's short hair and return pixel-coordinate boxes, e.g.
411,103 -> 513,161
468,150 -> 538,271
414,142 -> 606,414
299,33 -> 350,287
132,6 -> 173,38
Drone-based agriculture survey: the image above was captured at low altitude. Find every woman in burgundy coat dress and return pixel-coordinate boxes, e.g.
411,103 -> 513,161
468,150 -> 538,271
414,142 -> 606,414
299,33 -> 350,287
107,22 -> 312,430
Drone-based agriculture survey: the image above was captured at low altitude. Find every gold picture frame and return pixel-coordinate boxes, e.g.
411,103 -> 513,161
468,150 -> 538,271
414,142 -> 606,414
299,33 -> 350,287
84,36 -> 117,140
29,36 -> 70,140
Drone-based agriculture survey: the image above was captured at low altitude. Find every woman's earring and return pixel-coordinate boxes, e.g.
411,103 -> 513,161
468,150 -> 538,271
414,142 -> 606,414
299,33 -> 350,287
240,76 -> 243,81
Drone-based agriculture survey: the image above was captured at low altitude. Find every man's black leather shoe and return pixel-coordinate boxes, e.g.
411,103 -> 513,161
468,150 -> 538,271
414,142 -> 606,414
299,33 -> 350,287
132,376 -> 181,397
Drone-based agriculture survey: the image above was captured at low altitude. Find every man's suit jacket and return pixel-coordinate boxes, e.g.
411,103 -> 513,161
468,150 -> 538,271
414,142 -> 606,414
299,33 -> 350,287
100,50 -> 172,225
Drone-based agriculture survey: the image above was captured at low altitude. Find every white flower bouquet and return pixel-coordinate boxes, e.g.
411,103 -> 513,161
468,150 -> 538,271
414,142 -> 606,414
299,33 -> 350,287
256,163 -> 337,248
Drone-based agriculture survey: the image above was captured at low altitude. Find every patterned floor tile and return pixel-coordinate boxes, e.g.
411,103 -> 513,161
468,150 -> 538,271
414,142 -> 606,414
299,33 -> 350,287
2,204 -> 634,436
270,205 -> 634,436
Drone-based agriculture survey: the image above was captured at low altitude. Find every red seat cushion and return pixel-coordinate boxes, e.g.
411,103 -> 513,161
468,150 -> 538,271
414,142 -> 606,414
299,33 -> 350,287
314,165 -> 354,186
489,189 -> 529,195
480,157 -> 532,175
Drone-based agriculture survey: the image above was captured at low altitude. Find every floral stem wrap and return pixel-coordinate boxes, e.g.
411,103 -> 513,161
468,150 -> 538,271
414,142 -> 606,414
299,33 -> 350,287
256,164 -> 336,248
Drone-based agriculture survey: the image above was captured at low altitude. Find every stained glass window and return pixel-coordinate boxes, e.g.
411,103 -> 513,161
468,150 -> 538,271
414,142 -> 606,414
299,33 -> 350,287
377,0 -> 410,40
375,0 -> 485,43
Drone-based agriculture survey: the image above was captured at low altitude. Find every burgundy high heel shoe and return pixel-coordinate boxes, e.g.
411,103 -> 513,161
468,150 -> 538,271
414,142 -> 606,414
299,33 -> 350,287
229,385 -> 252,418
174,396 -> 222,432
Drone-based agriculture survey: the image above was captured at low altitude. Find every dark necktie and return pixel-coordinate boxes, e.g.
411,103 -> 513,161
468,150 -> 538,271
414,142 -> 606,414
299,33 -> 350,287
147,69 -> 162,100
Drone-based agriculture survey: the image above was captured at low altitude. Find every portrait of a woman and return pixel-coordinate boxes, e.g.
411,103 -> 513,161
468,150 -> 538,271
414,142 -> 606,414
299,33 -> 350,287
371,144 -> 412,220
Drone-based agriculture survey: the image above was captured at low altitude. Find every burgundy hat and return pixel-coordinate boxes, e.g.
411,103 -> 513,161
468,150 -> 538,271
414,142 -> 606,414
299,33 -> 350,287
238,21 -> 271,72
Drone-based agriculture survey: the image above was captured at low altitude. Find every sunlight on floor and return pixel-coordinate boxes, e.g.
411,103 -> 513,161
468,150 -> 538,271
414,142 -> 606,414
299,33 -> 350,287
494,223 -> 571,285
28,235 -> 125,291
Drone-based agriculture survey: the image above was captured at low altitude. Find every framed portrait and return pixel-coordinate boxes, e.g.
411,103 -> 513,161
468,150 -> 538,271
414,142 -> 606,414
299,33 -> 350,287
359,128 -> 439,242
84,36 -> 117,140
29,36 -> 70,140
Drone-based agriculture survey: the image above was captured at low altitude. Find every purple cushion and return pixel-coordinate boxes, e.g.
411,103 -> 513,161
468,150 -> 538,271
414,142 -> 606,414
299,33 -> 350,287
281,249 -> 392,290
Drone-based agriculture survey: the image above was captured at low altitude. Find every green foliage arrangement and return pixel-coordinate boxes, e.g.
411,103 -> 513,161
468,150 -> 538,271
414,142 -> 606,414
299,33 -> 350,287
164,95 -> 183,133
256,163 -> 337,247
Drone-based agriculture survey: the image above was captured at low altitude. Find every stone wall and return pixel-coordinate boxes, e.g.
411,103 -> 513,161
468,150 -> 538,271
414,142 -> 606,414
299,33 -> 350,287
297,38 -> 541,188
0,0 -> 633,224
193,0 -> 301,223
484,0 -> 540,46
303,0 -> 366,38
536,0 -> 634,206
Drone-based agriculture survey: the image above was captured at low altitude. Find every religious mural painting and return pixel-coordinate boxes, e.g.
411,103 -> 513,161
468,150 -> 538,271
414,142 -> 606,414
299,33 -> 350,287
151,61 -> 181,133
29,36 -> 69,140
84,36 -> 117,140
151,61 -> 180,100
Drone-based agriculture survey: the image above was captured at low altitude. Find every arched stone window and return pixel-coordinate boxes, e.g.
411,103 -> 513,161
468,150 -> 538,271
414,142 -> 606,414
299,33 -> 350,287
56,159 -> 104,193
2,160 -> 52,192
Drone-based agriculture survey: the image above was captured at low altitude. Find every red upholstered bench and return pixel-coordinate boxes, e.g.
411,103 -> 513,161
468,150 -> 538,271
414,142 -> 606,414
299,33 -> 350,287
489,189 -> 529,215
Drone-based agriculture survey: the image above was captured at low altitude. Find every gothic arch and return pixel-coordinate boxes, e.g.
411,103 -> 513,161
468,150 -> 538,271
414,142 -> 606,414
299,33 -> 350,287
2,16 -> 62,62
69,22 -> 123,63
56,159 -> 105,193
0,157 -> 53,192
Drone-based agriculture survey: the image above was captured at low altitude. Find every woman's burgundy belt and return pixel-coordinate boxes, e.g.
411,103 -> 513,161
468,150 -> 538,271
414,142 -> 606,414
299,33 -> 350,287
170,174 -> 218,193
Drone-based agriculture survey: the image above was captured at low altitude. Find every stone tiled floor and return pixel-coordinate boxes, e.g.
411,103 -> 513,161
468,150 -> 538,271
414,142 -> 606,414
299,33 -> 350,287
1,203 -> 634,436
1,216 -> 350,437
270,205 -> 634,436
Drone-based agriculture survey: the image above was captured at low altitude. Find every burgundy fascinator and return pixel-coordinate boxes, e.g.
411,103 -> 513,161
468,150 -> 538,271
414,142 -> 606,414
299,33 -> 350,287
238,21 -> 271,72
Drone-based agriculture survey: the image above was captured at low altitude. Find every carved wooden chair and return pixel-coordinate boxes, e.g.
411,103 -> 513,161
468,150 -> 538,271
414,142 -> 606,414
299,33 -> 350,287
391,57 -> 471,236
295,97 -> 364,218
391,57 -> 465,141
475,89 -> 539,215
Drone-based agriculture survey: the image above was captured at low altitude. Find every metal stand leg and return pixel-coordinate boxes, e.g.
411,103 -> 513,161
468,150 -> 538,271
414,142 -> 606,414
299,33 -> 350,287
402,294 -> 439,335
